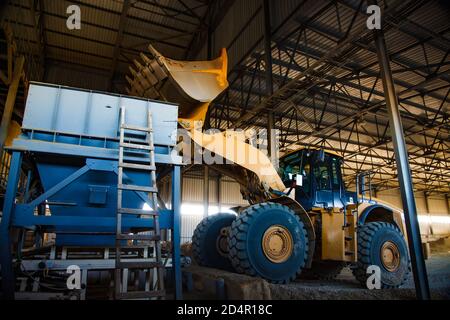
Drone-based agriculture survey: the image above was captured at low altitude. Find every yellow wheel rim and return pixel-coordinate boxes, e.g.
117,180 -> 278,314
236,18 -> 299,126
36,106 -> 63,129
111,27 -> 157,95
262,225 -> 293,263
381,241 -> 401,272
216,227 -> 229,257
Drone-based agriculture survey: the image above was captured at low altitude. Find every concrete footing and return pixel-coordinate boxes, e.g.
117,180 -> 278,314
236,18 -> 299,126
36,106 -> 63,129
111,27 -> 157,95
183,266 -> 271,300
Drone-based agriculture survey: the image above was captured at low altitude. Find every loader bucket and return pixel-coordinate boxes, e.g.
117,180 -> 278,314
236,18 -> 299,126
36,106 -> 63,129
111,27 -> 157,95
126,46 -> 286,198
126,45 -> 228,127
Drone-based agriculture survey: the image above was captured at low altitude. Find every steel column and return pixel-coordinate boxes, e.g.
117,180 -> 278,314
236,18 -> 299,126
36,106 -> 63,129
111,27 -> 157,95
171,165 -> 182,300
108,0 -> 131,91
371,9 -> 430,299
203,166 -> 209,218
0,56 -> 24,152
217,174 -> 222,212
424,192 -> 434,236
0,151 -> 23,300
263,0 -> 276,166
263,0 -> 273,95
446,194 -> 450,215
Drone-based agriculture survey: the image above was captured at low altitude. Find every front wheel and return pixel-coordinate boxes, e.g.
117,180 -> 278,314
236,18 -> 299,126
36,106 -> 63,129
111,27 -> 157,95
353,222 -> 411,288
228,203 -> 309,284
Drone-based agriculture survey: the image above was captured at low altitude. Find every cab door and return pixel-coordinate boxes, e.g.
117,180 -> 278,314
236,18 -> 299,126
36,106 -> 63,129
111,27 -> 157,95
313,157 -> 333,208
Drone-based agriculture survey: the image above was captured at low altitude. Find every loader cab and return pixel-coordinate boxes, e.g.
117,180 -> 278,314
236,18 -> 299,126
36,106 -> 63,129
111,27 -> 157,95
279,148 -> 354,211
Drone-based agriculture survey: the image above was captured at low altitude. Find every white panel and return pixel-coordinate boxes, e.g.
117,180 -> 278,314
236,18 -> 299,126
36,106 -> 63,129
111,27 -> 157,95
182,177 -> 203,202
182,176 -> 248,206
427,197 -> 449,214
23,83 -> 178,146
414,195 -> 427,214
376,190 -> 403,208
181,214 -> 204,244
376,189 -> 450,237
220,179 -> 248,205
209,178 -> 218,203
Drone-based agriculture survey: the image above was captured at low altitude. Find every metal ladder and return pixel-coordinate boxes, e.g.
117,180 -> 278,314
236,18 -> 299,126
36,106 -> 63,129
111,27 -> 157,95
115,105 -> 165,300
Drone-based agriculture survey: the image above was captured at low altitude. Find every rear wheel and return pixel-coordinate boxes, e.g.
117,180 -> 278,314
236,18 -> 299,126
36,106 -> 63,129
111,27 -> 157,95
353,222 -> 411,288
228,203 -> 309,284
192,213 -> 236,271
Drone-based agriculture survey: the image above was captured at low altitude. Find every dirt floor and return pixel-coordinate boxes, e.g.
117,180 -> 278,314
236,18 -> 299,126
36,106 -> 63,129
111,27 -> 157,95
271,240 -> 450,300
270,253 -> 450,300
184,240 -> 450,300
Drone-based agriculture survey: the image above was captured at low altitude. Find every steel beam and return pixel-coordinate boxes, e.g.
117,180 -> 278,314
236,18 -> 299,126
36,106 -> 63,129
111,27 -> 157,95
371,4 -> 430,299
108,0 -> 131,91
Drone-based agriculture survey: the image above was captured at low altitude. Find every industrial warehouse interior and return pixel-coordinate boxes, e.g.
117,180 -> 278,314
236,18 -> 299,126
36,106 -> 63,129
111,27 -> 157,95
0,0 -> 449,307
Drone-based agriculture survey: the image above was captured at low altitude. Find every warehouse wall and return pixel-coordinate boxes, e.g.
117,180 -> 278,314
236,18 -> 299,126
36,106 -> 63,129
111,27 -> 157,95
180,175 -> 450,243
180,175 -> 247,243
376,189 -> 450,237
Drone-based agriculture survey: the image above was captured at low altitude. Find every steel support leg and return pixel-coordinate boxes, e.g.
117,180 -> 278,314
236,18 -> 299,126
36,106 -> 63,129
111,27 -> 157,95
203,166 -> 209,218
171,165 -> 182,300
0,151 -> 23,300
371,11 -> 430,299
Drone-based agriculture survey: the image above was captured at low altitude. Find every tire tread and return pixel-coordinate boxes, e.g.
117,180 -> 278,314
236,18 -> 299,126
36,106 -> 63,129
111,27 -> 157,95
228,202 -> 309,284
352,222 -> 411,289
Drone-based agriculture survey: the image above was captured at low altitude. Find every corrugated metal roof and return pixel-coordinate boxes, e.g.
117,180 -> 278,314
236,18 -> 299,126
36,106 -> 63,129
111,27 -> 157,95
1,0 -> 449,193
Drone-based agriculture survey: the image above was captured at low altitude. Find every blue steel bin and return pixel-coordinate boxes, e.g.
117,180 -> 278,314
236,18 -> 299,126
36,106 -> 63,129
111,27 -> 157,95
6,82 -> 181,246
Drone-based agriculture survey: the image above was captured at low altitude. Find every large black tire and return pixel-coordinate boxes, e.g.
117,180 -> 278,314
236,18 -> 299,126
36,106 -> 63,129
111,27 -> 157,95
228,203 -> 309,284
192,213 -> 236,271
353,222 -> 411,288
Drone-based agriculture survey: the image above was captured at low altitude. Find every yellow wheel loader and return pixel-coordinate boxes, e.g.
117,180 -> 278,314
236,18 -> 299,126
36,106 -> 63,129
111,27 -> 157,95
126,46 -> 411,288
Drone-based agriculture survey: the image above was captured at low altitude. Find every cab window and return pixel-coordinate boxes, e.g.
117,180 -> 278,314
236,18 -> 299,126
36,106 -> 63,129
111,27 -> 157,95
279,151 -> 311,193
313,161 -> 330,190
301,163 -> 311,193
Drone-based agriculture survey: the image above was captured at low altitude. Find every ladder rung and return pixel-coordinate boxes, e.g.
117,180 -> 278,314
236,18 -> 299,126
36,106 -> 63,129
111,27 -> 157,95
116,261 -> 163,269
118,208 -> 159,215
122,137 -> 150,144
119,163 -> 156,171
120,143 -> 154,151
117,234 -> 160,241
118,184 -> 157,193
116,290 -> 165,300
121,124 -> 152,132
